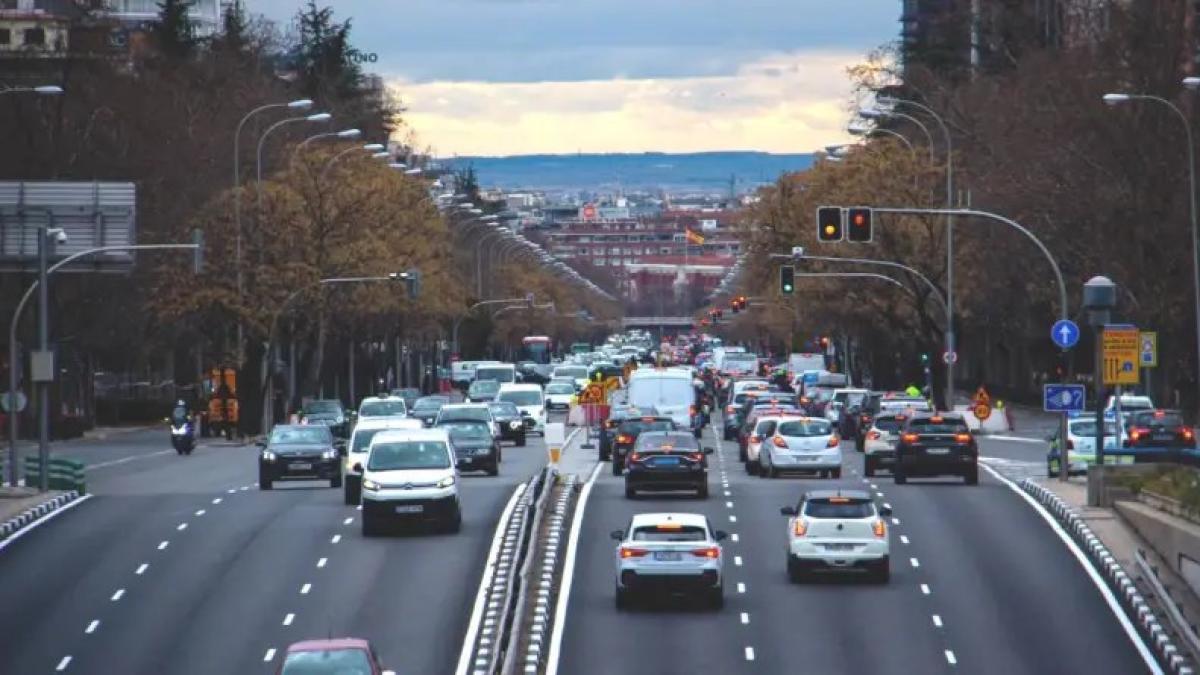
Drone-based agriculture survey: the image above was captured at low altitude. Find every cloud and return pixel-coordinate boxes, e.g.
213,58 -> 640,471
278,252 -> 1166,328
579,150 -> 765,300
392,50 -> 864,156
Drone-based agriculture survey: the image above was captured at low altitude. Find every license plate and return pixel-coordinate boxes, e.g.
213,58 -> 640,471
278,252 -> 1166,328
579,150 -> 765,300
824,543 -> 854,551
289,462 -> 313,470
653,551 -> 682,561
925,448 -> 950,455
652,457 -> 680,466
1154,434 -> 1174,442
793,454 -> 817,461
394,505 -> 424,514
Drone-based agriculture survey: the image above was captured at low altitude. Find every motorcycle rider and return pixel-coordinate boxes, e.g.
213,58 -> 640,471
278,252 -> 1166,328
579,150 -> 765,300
170,399 -> 196,454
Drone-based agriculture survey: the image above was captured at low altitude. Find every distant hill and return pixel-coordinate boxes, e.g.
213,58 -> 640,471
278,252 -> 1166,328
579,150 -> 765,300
444,151 -> 813,194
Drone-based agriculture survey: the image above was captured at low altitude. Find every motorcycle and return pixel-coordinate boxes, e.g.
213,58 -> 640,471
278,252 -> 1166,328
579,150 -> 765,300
171,418 -> 195,455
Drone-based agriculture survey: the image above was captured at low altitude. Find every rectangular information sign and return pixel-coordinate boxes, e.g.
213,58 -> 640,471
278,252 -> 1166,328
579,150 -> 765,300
1102,326 -> 1140,386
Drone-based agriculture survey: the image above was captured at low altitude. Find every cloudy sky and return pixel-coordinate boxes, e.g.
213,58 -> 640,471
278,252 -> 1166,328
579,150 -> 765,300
248,0 -> 899,156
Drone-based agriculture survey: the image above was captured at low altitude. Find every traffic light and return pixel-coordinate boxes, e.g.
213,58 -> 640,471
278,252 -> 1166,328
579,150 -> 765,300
920,353 -> 929,365
780,265 -> 795,294
820,336 -> 831,349
730,298 -> 740,314
739,296 -> 749,309
847,207 -> 873,243
816,206 -> 844,242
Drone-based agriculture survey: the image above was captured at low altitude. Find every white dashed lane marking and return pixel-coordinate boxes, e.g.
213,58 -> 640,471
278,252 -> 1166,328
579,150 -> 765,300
745,647 -> 756,662
283,613 -> 295,626
300,583 -> 312,595
135,563 -> 148,575
84,620 -> 99,634
55,656 -> 72,671
920,584 -> 931,595
932,615 -> 943,627
736,582 -> 746,594
734,556 -> 743,566
910,558 -> 920,569
110,589 -> 125,601
157,541 -> 169,551
740,612 -> 749,625
317,558 -> 328,569
725,501 -> 734,508
263,648 -> 276,662
194,509 -> 206,516
945,650 -> 957,665
177,523 -> 188,531
343,517 -> 354,525
900,535 -> 909,545
212,497 -> 223,504
731,533 -> 739,542
331,535 -> 342,544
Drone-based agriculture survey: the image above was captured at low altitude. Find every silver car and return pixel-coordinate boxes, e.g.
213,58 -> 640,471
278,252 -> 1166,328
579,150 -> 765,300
611,512 -> 727,609
758,417 -> 842,479
780,490 -> 891,583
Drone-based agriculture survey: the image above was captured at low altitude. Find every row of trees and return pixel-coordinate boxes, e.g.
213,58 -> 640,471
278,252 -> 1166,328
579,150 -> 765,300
1,1 -> 616,434
725,0 -> 1198,409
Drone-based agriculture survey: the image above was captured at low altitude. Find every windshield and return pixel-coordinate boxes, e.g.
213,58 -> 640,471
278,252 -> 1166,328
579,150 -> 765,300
489,402 -> 519,417
498,390 -> 543,406
777,420 -> 833,437
280,648 -> 372,675
909,419 -> 970,434
270,426 -> 331,445
631,525 -> 707,542
1071,421 -> 1118,436
368,440 -> 451,470
804,499 -> 875,519
554,367 -> 588,379
475,367 -> 515,383
546,384 -> 575,395
627,377 -> 694,409
442,421 -> 493,441
359,400 -> 406,417
469,380 -> 500,394
303,401 -> 341,414
440,407 -> 490,422
413,397 -> 448,412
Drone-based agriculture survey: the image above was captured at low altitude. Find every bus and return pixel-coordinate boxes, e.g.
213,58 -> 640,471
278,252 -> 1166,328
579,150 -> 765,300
521,336 -> 553,364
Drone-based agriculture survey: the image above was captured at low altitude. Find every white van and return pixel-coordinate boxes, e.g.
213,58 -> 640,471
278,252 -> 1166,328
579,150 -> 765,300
451,360 -> 500,387
626,368 -> 698,434
474,362 -> 518,385
496,383 -> 547,433
552,364 -> 590,391
358,428 -> 461,535
343,417 -> 425,505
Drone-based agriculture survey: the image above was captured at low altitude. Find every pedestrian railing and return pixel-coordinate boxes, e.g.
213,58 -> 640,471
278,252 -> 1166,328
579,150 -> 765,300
23,456 -> 86,494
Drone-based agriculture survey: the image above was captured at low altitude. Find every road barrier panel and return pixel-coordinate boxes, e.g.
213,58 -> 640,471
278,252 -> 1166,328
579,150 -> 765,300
22,456 -> 86,494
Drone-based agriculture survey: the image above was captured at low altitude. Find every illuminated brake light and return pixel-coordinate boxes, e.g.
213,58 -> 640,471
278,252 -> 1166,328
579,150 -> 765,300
617,434 -> 633,444
792,519 -> 807,536
620,547 -> 649,558
629,452 -> 641,463
688,452 -> 703,462
773,436 -> 788,448
872,519 -> 886,538
827,434 -> 840,448
867,431 -> 881,440
1154,410 -> 1167,418
1184,428 -> 1195,441
726,406 -> 735,413
930,416 -> 944,424
901,432 -> 920,444
691,546 -> 720,559
800,397 -> 810,404
829,497 -> 851,503
750,435 -> 761,444
954,433 -> 972,443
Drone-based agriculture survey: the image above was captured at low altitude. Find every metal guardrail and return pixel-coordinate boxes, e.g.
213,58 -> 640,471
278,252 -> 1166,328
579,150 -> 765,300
512,474 -> 575,674
1136,548 -> 1200,660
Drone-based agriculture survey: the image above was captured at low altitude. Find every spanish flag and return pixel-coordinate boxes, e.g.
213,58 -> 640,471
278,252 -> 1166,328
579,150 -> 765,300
685,228 -> 705,245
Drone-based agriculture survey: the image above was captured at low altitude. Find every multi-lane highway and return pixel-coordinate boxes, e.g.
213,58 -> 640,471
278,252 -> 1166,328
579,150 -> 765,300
556,422 -> 1157,674
0,426 -> 550,674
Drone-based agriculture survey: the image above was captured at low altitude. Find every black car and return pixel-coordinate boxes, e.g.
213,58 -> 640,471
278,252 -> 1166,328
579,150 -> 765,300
488,401 -> 529,446
440,420 -> 501,475
893,413 -> 977,485
600,406 -> 657,461
1124,409 -> 1196,460
410,395 -> 450,427
390,387 -> 422,410
300,399 -> 352,438
258,424 -> 345,489
610,414 -> 675,475
624,431 -> 713,499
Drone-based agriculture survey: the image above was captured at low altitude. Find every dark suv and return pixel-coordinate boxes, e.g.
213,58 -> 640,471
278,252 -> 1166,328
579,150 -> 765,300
893,413 -> 978,485
609,414 -> 675,475
1124,410 -> 1196,461
624,431 -> 714,499
300,399 -> 352,438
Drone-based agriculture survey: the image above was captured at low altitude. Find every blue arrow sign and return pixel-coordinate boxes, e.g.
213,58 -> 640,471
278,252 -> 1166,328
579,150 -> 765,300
1050,319 -> 1080,349
1044,384 -> 1086,412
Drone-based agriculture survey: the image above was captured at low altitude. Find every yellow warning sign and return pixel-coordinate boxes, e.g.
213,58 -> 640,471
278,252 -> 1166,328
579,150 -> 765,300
1102,327 -> 1140,386
579,383 -> 607,404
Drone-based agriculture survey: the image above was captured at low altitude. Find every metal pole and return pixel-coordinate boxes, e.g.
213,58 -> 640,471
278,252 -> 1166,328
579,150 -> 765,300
348,332 -> 356,408
37,225 -> 49,491
1095,326 -> 1106,470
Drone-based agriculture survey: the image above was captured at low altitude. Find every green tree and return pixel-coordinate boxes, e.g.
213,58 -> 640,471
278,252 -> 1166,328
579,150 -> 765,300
294,1 -> 362,99
153,0 -> 196,62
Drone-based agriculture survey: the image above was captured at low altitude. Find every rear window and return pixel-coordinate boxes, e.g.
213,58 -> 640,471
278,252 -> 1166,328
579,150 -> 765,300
874,417 -> 906,433
359,400 -> 406,417
1133,412 -> 1186,427
753,420 -> 777,436
618,419 -> 674,435
777,420 -> 833,437
1070,421 -> 1117,436
635,433 -> 699,451
908,418 -> 970,434
281,648 -> 372,674
631,525 -> 707,542
804,499 -> 875,519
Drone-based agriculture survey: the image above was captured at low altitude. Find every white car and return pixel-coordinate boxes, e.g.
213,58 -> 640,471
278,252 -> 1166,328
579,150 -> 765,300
826,388 -> 869,422
744,413 -> 803,475
544,382 -> 575,411
1048,415 -> 1122,476
497,383 -> 547,434
552,365 -> 590,391
357,395 -> 407,420
611,512 -> 727,609
759,417 -> 842,479
343,417 -> 424,504
780,490 -> 891,583
863,412 -> 910,477
357,428 -> 461,535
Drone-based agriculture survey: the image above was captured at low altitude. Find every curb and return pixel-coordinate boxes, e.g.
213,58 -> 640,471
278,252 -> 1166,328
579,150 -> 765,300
0,491 -> 84,543
1018,478 -> 1194,674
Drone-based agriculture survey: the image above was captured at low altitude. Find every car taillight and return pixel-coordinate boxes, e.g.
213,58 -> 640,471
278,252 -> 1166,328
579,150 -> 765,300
629,452 -> 641,463
901,432 -> 920,444
773,436 -> 788,448
726,405 -> 735,413
1066,439 -> 1075,450
691,546 -> 720,558
800,397 -> 810,404
872,519 -> 886,538
860,414 -> 871,422
1182,427 -> 1195,441
689,405 -> 697,416
826,434 -> 840,448
867,431 -> 881,440
1130,428 -> 1149,442
617,434 -> 632,444
620,547 -> 649,558
792,519 -> 807,537
954,433 -> 972,443
687,452 -> 703,462
750,435 -> 761,444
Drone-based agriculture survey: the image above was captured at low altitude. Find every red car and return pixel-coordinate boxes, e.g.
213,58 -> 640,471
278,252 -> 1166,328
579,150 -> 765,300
276,638 -> 394,675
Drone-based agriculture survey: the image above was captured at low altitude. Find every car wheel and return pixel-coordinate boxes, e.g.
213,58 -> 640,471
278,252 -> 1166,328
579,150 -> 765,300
488,460 -> 500,477
787,557 -> 805,583
330,473 -> 343,489
361,511 -> 380,537
259,474 -> 273,490
831,468 -> 842,479
697,482 -> 709,499
624,483 -> 636,499
615,586 -> 630,610
738,446 -> 747,462
873,559 -> 890,584
745,459 -> 757,475
445,507 -> 463,534
964,466 -> 979,485
708,586 -> 724,610
768,463 -> 779,479
856,439 -> 865,453
516,434 -> 526,447
864,458 -> 875,477
343,479 -> 359,505
894,466 -> 907,485
612,458 -> 623,476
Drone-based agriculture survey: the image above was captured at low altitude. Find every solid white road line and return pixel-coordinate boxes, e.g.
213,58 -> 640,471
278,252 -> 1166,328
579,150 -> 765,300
135,563 -> 148,575
55,656 -> 71,671
84,620 -> 99,634
744,647 -> 756,661
932,615 -> 943,627
544,462 -> 603,675
85,450 -> 173,470
455,481 -> 529,675
0,494 -> 93,553
263,648 -> 276,662
283,613 -> 295,626
980,463 -> 1163,674
110,589 -> 125,601
984,435 -> 1045,444
945,650 -> 957,665
740,612 -> 749,625
300,583 -> 311,595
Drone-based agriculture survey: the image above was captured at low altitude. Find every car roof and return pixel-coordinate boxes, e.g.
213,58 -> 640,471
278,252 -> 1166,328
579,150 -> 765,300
286,637 -> 371,653
803,489 -> 873,501
908,412 -> 966,422
353,417 -> 423,431
498,383 -> 543,392
440,403 -> 490,410
629,512 -> 709,529
371,428 -> 450,444
360,395 -> 402,403
761,415 -> 821,424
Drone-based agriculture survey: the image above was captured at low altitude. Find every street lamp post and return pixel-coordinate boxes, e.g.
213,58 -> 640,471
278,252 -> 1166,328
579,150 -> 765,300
451,297 -> 534,361
319,143 -> 385,182
255,112 -> 332,216
290,128 -> 361,166
0,85 -> 63,96
1106,87 -> 1200,414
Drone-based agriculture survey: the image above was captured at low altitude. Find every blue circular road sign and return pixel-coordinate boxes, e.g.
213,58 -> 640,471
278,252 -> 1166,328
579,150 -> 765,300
1051,319 -> 1080,349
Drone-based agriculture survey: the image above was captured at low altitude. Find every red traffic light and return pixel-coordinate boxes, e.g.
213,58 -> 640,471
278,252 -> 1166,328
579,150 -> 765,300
847,207 -> 873,243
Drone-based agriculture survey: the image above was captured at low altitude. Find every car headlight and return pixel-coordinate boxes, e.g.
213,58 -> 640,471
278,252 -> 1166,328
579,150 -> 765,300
509,421 -> 520,430
322,449 -> 336,460
476,447 -> 491,455
335,416 -> 345,425
262,451 -> 276,461
362,478 -> 381,492
436,475 -> 456,489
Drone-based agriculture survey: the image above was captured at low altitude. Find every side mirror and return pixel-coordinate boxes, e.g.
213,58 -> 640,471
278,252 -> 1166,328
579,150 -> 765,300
703,447 -> 715,455
879,506 -> 893,517
352,462 -> 363,473
780,505 -> 797,516
714,530 -> 728,541
609,529 -> 624,541
255,440 -> 267,449
334,439 -> 347,456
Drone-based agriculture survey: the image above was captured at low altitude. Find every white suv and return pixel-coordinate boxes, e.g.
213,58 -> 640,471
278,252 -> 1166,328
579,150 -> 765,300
357,429 -> 461,535
780,490 -> 890,583
611,512 -> 726,609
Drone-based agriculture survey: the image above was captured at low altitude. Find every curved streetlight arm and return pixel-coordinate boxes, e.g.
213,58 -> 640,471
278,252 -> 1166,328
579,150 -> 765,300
320,145 -> 365,182
7,242 -> 199,487
492,302 -> 556,320
770,252 -> 947,313
451,297 -> 533,357
256,116 -> 310,212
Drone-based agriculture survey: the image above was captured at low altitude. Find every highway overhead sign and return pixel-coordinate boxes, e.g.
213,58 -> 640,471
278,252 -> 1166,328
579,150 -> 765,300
1050,319 -> 1080,349
1044,384 -> 1086,412
1102,325 -> 1140,386
1140,331 -> 1158,368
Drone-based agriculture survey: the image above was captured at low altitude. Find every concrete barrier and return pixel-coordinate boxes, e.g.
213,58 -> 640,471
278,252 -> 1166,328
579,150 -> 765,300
953,404 -> 1013,435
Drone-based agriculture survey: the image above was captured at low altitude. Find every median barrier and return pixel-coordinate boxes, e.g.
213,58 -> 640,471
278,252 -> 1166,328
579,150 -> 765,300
22,456 -> 86,494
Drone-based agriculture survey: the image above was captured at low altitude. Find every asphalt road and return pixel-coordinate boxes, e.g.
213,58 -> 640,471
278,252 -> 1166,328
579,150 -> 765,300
0,423 -> 550,675
556,420 -> 1156,675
